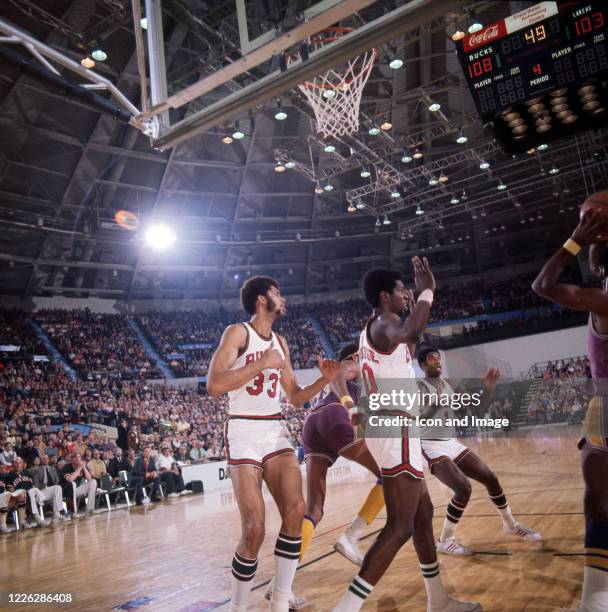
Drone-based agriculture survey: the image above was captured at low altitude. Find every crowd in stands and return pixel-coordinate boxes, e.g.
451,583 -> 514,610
36,309 -> 163,381
138,304 -> 324,377
526,357 -> 591,425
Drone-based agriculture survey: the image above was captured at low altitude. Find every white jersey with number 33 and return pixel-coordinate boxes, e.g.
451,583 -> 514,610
228,322 -> 285,416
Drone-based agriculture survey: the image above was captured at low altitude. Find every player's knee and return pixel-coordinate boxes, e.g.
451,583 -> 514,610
455,477 -> 472,501
386,520 -> 413,546
242,515 -> 265,548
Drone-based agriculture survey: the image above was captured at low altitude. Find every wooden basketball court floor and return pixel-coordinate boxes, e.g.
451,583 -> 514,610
2,426 -> 586,611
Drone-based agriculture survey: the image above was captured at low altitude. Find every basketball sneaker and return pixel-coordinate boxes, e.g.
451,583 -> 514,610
503,522 -> 542,541
428,596 -> 482,612
264,580 -> 308,610
437,537 -> 473,556
334,533 -> 364,565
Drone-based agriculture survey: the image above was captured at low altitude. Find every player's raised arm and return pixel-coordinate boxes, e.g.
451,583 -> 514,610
382,257 -> 436,346
275,335 -> 339,407
207,324 -> 284,397
532,210 -> 608,315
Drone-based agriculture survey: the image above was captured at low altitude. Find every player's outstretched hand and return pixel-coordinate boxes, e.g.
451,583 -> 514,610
317,356 -> 340,381
484,368 -> 501,391
404,288 -> 415,311
262,347 -> 284,371
572,209 -> 607,247
412,256 -> 436,293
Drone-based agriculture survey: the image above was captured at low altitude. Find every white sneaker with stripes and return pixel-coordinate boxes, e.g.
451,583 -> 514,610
428,595 -> 482,612
264,580 -> 308,610
503,522 -> 542,541
437,537 -> 474,556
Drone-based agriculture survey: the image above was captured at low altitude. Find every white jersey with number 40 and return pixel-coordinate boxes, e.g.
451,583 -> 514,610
227,322 -> 286,417
358,316 -> 415,400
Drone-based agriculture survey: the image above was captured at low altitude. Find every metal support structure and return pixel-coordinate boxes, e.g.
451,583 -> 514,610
145,0 -> 168,130
0,18 -> 140,119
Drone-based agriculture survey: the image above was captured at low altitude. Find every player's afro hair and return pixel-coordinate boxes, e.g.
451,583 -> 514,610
240,275 -> 278,315
363,268 -> 402,308
417,346 -> 440,366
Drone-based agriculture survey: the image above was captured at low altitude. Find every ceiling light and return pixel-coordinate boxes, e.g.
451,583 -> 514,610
549,165 -> 559,175
468,16 -> 483,34
322,89 -> 336,99
416,205 -> 424,215
451,30 -> 465,42
80,56 -> 95,69
383,215 -> 392,225
391,190 -> 400,198
450,196 -> 459,204
389,56 -> 404,70
91,44 -> 107,62
497,181 -> 507,190
401,153 -> 412,163
480,209 -> 487,217
413,149 -> 423,159
428,101 -> 441,112
456,131 -> 468,144
222,135 -> 233,144
140,17 -> 148,29
356,200 -> 366,210
479,160 -> 490,169
324,144 -> 336,153
360,168 -> 371,178
314,183 -> 323,194
145,224 -> 176,250
428,176 -> 439,186
232,122 -> 245,139
461,190 -> 468,200
368,126 -> 380,136
274,100 -> 287,121
375,217 -> 382,227
537,143 -> 549,151
285,159 -> 296,169
323,183 -> 334,191
438,172 -> 448,183
347,202 -> 357,213
381,121 -> 392,131
472,212 -> 478,219
274,162 -> 285,172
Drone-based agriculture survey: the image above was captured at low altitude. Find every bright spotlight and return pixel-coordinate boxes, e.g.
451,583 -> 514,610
145,224 -> 176,249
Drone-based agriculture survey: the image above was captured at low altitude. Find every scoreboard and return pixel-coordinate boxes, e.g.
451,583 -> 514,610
456,1 -> 608,152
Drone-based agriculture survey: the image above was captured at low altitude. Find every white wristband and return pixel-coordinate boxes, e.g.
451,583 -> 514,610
417,289 -> 434,305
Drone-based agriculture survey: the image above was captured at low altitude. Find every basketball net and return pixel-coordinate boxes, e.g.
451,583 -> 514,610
294,29 -> 376,139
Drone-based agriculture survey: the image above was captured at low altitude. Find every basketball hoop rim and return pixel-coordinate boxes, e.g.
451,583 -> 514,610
288,27 -> 377,90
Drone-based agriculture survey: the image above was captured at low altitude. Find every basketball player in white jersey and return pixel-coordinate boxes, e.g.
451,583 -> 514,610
333,259 -> 481,612
207,276 -> 340,612
417,347 -> 541,556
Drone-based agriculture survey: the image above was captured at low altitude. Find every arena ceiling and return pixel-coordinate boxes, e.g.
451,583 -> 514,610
0,0 -> 606,301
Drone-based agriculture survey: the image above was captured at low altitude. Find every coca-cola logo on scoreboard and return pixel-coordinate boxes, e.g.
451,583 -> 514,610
463,21 -> 507,52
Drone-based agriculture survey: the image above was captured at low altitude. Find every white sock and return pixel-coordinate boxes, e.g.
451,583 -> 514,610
581,566 -> 608,612
270,589 -> 290,612
230,552 -> 257,610
333,575 -> 374,611
421,562 -> 449,609
497,505 -> 517,529
346,516 -> 367,541
440,518 -> 457,542
274,532 -> 301,595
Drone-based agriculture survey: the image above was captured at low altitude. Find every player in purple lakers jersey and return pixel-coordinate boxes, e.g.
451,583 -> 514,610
300,343 -> 386,566
533,192 -> 608,612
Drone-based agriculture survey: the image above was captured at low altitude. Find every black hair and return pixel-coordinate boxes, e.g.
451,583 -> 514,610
417,346 -> 440,366
338,342 -> 358,362
240,275 -> 279,315
363,268 -> 402,308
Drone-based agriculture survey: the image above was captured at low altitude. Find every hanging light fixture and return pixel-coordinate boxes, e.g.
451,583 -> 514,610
549,165 -> 560,175
401,153 -> 413,163
450,195 -> 460,204
375,217 -> 382,227
428,176 -> 439,186
428,101 -> 441,112
413,149 -> 423,159
479,160 -> 490,170
222,135 -> 234,144
232,122 -> 245,140
324,144 -> 336,153
461,190 -> 468,200
356,200 -> 366,210
80,56 -> 95,69
347,202 -> 357,213
314,183 -> 324,194
438,172 -> 448,183
383,215 -> 392,225
537,143 -> 549,151
451,29 -> 465,42
323,183 -> 334,191
274,100 -> 287,120
368,126 -> 380,136
285,159 -> 296,169
91,42 -> 107,62
140,16 -> 148,29
416,204 -> 424,215
456,130 -> 468,144
391,189 -> 401,198
468,13 -> 483,33
389,55 -> 404,70
381,121 -> 392,131
360,167 -> 371,178
274,161 -> 285,172
497,180 -> 507,191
